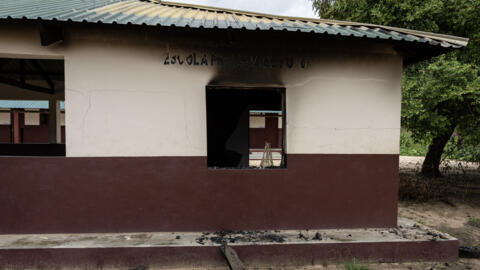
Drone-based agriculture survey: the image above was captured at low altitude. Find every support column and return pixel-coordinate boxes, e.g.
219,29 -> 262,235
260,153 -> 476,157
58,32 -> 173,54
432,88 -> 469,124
11,110 -> 23,144
49,99 -> 61,144
265,114 -> 279,148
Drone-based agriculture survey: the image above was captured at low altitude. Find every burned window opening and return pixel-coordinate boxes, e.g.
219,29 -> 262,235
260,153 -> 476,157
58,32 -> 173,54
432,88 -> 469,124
206,87 -> 286,169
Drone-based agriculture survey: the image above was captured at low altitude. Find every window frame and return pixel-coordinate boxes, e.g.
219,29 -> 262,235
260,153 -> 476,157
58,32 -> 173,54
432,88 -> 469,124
205,85 -> 287,170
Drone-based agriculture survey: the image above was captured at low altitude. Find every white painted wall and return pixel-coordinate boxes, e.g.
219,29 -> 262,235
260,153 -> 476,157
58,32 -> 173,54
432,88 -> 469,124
250,117 -> 265,128
0,23 -> 402,157
64,41 -> 212,157
284,53 -> 402,154
0,112 -> 9,125
60,112 -> 65,126
24,112 -> 40,126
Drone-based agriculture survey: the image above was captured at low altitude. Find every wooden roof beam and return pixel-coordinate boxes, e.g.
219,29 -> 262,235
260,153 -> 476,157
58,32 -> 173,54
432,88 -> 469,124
0,76 -> 54,95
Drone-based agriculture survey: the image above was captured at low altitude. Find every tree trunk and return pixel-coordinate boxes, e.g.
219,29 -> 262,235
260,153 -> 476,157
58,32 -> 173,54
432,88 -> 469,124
421,122 -> 457,178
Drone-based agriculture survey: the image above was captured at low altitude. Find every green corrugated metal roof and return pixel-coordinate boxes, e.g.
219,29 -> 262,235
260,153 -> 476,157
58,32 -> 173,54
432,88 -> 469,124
0,0 -> 468,49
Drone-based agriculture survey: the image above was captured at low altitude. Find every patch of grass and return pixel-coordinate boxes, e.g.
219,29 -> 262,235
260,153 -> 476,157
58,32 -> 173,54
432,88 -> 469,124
343,259 -> 370,270
400,129 -> 428,157
468,217 -> 480,228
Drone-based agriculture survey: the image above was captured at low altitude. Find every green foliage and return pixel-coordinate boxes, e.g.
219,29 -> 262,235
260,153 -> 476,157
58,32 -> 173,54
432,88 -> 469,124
310,0 -> 480,68
310,0 -> 480,164
310,0 -> 336,17
468,217 -> 480,228
443,132 -> 480,162
343,259 -> 371,270
401,129 -> 480,162
400,129 -> 428,156
312,0 -> 443,32
402,55 -> 480,141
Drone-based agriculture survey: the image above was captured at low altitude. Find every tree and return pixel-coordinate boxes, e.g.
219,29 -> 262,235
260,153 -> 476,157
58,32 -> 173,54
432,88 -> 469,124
403,57 -> 480,176
310,0 -> 480,177
310,0 -> 336,17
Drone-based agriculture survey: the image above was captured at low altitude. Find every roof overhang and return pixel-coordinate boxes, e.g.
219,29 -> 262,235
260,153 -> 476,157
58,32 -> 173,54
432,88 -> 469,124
0,0 -> 468,65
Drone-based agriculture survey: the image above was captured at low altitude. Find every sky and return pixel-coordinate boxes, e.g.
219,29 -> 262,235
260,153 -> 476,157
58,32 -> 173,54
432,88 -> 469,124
172,0 -> 318,18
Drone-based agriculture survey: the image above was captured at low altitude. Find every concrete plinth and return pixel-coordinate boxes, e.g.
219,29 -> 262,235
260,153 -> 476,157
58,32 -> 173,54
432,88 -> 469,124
0,219 -> 458,269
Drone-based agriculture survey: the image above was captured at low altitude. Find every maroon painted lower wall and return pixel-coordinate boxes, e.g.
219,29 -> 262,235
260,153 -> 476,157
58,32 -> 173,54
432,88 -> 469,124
0,125 -> 10,143
249,128 -> 282,148
0,154 -> 398,234
23,126 -> 66,143
0,125 -> 66,143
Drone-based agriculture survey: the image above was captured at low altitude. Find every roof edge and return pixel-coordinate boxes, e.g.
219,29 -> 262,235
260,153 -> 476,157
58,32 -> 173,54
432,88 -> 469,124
156,0 -> 468,47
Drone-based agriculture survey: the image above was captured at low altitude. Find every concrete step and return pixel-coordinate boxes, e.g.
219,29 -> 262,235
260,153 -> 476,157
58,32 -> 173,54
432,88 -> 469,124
0,219 -> 458,269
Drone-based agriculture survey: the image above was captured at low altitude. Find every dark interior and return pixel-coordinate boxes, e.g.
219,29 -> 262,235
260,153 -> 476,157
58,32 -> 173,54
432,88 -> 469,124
0,58 -> 65,156
206,87 -> 285,168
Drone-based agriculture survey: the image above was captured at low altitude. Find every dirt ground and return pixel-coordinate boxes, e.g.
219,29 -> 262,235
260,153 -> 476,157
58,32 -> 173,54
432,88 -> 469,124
394,198 -> 480,270
359,156 -> 479,270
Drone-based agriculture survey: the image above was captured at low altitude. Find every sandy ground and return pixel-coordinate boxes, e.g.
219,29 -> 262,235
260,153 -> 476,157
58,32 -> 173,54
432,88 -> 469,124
400,156 -> 480,175
371,156 -> 480,270
395,201 -> 480,270
399,200 -> 480,247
